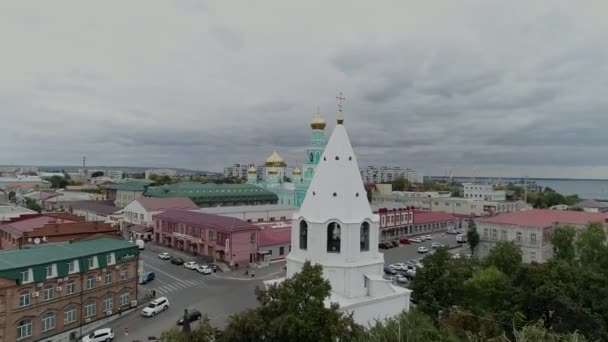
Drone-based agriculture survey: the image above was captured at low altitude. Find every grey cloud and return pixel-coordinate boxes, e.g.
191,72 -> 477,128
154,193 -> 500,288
210,27 -> 244,51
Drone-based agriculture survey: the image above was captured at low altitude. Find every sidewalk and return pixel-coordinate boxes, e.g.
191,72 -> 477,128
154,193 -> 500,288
220,261 -> 286,281
145,242 -> 230,272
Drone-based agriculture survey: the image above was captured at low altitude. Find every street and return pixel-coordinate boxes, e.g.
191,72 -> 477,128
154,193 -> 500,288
106,247 -> 283,342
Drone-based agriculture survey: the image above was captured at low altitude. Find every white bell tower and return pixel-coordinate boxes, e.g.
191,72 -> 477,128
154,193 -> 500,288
285,103 -> 410,325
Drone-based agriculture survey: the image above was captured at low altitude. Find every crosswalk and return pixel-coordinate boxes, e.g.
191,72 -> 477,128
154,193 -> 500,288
142,273 -> 219,296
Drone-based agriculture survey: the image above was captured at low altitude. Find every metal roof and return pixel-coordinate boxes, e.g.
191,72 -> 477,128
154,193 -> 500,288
103,181 -> 151,191
197,204 -> 297,214
144,182 -> 278,204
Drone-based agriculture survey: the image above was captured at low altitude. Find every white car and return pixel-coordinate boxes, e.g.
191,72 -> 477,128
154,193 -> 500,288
410,238 -> 422,243
141,297 -> 170,317
196,265 -> 212,274
184,261 -> 198,270
465,253 -> 472,259
424,235 -> 432,240
431,242 -> 444,249
452,253 -> 461,259
158,252 -> 170,260
417,246 -> 429,254
406,268 -> 417,278
82,328 -> 114,342
389,263 -> 409,271
395,274 -> 409,284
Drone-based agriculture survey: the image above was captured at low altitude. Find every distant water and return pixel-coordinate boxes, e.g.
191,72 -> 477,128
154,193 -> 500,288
533,179 -> 608,200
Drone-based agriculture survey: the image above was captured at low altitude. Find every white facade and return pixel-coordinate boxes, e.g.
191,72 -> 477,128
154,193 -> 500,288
285,121 -> 410,326
144,168 -> 177,179
360,166 -> 423,184
223,164 -> 250,179
122,200 -> 155,227
475,222 -> 550,263
196,204 -> 297,223
463,183 -> 506,201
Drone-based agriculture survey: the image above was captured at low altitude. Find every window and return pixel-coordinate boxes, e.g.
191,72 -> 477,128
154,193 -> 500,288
120,268 -> 128,280
105,273 -> 112,285
103,296 -> 113,311
120,292 -> 130,306
87,275 -> 95,289
530,251 -> 536,261
17,319 -> 32,339
41,311 -> 55,332
45,265 -> 53,278
44,286 -> 54,301
530,233 -> 537,244
20,270 -> 30,283
327,222 -> 341,253
85,301 -> 96,317
68,261 -> 76,273
279,246 -> 284,255
106,254 -> 113,265
88,258 -> 94,269
299,220 -> 308,250
360,222 -> 370,252
516,232 -> 522,243
491,229 -> 497,240
501,231 -> 507,240
64,306 -> 76,324
67,280 -> 76,294
19,290 -> 30,307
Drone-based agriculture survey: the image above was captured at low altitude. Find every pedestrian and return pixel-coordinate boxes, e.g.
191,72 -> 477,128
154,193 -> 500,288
118,307 -> 122,316
235,262 -> 239,270
152,289 -> 156,298
244,269 -> 249,276
251,270 -> 255,278
124,327 -> 129,336
213,265 -> 217,273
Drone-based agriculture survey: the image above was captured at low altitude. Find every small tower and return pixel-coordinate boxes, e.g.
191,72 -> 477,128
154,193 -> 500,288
265,150 -> 286,182
266,167 -> 280,188
247,165 -> 258,184
292,167 -> 302,184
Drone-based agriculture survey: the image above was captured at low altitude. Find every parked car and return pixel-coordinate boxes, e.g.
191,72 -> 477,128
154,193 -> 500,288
82,328 -> 114,342
417,246 -> 429,254
395,274 -> 409,284
446,230 -> 459,235
170,257 -> 185,265
406,268 -> 417,278
452,253 -> 461,259
158,252 -> 171,260
384,266 -> 398,275
424,235 -> 432,240
196,265 -> 213,274
389,263 -> 408,271
141,297 -> 170,317
431,242 -> 444,249
410,238 -> 422,243
456,234 -> 468,243
399,238 -> 411,244
177,309 -> 202,325
139,272 -> 156,285
184,261 -> 198,270
379,242 -> 392,249
464,253 -> 472,259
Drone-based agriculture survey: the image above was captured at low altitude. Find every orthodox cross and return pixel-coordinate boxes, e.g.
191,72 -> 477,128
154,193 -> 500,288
336,92 -> 346,112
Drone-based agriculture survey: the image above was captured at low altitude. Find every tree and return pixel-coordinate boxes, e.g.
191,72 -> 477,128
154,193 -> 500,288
551,226 -> 576,263
361,310 -> 458,342
484,241 -> 522,275
463,267 -> 510,314
8,191 -> 16,202
223,261 -> 363,342
45,175 -> 68,189
467,221 -> 480,256
150,174 -> 174,185
90,171 -> 104,178
391,176 -> 411,191
576,222 -> 608,268
24,198 -> 42,213
160,314 -> 220,341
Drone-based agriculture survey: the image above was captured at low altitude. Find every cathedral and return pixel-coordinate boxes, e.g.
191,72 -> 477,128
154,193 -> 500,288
267,111 -> 411,326
247,114 -> 327,207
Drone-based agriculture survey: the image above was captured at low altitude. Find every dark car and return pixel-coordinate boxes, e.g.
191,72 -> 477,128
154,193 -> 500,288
177,310 -> 202,325
379,242 -> 391,249
170,257 -> 184,265
399,238 -> 411,244
390,240 -> 399,247
139,272 -> 156,285
383,266 -> 398,275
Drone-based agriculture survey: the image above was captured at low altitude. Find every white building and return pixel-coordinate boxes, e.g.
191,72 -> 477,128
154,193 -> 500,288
145,168 -> 177,179
463,182 -> 505,201
122,197 -> 198,227
223,163 -> 250,179
279,117 -> 410,326
196,204 -> 297,223
0,205 -> 36,221
476,209 -> 608,263
360,166 -> 423,184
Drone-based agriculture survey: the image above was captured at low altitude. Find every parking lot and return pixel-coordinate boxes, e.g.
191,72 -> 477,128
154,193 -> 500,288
382,232 -> 470,265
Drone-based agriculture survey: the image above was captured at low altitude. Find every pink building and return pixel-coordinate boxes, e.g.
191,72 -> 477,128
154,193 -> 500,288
375,205 -> 459,242
153,209 -> 260,266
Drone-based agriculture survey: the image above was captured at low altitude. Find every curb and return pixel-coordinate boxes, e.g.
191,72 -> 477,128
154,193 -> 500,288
219,271 -> 285,281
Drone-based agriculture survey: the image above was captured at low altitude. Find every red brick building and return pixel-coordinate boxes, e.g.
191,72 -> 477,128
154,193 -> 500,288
154,209 -> 260,266
374,205 -> 461,242
0,213 -> 120,250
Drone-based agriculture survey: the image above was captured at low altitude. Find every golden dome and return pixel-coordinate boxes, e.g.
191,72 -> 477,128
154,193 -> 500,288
265,150 -> 286,167
248,165 -> 257,174
311,115 -> 326,130
293,167 -> 302,175
268,166 -> 278,175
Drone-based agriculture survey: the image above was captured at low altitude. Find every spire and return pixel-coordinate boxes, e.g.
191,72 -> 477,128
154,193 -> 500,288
336,92 -> 346,124
299,123 -> 372,223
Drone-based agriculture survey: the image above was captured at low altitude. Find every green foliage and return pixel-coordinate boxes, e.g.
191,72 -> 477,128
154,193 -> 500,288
160,314 -> 221,341
391,176 -> 411,191
361,310 -> 458,342
24,197 -> 42,213
8,191 -> 16,202
484,241 -> 522,275
149,174 -> 175,185
576,222 -> 608,268
90,171 -> 104,178
463,267 -> 511,314
223,261 -> 363,342
130,172 -> 145,179
45,175 -> 69,189
467,222 -> 480,256
551,226 -> 577,263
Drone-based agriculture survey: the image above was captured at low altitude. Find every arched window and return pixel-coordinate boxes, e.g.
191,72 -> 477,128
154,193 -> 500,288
360,222 -> 370,252
120,291 -> 130,307
299,220 -> 308,250
309,152 -> 314,163
17,319 -> 32,339
327,222 -> 341,253
41,311 -> 55,332
64,305 -> 77,325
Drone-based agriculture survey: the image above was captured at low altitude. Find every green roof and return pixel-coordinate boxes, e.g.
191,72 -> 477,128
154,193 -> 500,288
103,180 -> 152,191
0,238 -> 139,282
144,182 -> 278,205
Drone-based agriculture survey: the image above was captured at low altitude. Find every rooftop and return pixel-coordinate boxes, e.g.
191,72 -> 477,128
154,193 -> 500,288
0,205 -> 37,218
197,204 -> 297,215
136,197 -> 198,212
0,238 -> 137,271
258,227 -> 291,247
154,209 -> 260,232
68,200 -> 121,216
577,199 -> 608,209
478,209 -> 608,228
103,180 -> 152,191
413,211 -> 456,224
144,182 -> 277,203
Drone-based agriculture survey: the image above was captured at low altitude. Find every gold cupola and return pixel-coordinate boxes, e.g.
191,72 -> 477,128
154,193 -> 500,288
265,150 -> 286,167
311,114 -> 326,130
268,166 -> 278,175
248,165 -> 257,174
293,167 -> 302,175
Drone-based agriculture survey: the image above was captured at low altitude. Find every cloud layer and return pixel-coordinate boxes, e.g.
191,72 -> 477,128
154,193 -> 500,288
1,1 -> 607,178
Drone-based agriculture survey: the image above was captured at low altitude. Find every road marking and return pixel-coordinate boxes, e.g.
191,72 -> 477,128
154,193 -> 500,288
183,280 -> 198,286
143,263 -> 188,283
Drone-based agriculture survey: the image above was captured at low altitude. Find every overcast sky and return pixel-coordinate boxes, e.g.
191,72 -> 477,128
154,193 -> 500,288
1,1 -> 607,178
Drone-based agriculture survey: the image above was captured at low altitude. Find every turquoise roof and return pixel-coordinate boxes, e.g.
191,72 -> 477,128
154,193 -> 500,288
103,180 -> 151,191
144,182 -> 278,205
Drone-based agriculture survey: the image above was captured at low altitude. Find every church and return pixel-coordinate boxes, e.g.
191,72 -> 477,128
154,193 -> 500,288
247,114 -> 327,208
267,110 -> 411,326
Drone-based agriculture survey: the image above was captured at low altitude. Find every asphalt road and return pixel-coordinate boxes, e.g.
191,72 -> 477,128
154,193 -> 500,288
106,249 -> 268,342
382,233 -> 469,265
